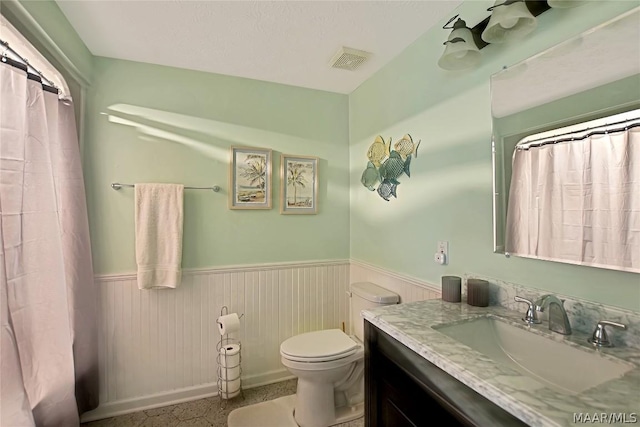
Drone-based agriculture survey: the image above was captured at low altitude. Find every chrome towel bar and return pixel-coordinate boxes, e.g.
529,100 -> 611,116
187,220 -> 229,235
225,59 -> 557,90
111,182 -> 221,192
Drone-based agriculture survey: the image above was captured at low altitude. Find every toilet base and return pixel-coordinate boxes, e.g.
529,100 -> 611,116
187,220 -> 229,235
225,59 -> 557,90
227,394 -> 363,427
332,401 -> 364,426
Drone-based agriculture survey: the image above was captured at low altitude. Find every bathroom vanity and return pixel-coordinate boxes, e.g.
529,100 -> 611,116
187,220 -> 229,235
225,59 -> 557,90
363,298 -> 640,427
364,320 -> 527,426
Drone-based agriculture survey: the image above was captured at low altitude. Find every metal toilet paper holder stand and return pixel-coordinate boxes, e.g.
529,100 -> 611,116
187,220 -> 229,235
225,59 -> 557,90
216,306 -> 244,406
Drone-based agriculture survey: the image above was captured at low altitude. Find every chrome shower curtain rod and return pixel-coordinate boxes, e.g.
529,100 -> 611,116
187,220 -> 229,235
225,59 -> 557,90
111,183 -> 221,192
0,38 -> 57,90
516,117 -> 640,151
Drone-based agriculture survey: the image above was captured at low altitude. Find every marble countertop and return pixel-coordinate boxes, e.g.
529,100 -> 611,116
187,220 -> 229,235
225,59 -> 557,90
362,299 -> 640,427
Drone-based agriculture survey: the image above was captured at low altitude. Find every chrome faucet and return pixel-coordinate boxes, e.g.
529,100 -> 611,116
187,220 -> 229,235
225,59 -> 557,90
534,295 -> 572,335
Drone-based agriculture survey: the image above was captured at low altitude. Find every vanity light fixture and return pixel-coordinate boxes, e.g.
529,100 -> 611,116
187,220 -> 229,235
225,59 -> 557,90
437,16 -> 482,71
438,1 -> 552,71
481,0 -> 538,44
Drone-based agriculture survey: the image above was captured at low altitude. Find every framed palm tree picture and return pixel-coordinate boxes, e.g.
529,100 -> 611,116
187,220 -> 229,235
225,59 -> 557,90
229,146 -> 272,209
280,154 -> 318,214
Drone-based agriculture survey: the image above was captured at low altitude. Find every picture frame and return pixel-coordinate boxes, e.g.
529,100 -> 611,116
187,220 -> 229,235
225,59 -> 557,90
229,146 -> 272,209
280,154 -> 318,214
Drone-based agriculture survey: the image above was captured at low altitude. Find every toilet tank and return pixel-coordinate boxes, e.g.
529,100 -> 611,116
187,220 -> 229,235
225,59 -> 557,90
350,282 -> 399,342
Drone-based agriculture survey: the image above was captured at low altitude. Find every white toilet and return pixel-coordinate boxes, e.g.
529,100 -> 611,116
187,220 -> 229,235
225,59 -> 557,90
279,282 -> 399,427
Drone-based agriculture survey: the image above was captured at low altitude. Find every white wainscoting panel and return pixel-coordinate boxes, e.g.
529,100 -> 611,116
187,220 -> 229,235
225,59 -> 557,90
84,260 -> 350,421
84,259 -> 439,422
349,260 -> 441,303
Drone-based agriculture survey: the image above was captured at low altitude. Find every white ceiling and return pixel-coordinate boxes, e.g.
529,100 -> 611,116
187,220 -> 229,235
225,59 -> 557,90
55,0 -> 462,94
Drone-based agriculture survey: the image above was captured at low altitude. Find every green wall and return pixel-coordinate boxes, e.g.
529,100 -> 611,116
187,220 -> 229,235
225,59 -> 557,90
85,57 -> 350,275
349,1 -> 640,311
8,0 -> 638,309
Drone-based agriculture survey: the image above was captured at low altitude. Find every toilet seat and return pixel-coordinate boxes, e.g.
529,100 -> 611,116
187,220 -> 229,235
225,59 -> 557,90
281,346 -> 363,372
280,329 -> 358,362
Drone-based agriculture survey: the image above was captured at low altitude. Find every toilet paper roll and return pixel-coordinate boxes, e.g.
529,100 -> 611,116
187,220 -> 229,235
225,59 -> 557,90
219,344 -> 240,368
219,378 -> 241,393
220,388 -> 240,400
218,365 -> 240,381
217,313 -> 240,336
220,343 -> 240,357
219,377 -> 241,399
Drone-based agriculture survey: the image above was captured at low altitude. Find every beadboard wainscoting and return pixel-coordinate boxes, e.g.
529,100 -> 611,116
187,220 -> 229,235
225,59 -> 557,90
83,260 -> 350,422
83,259 -> 440,422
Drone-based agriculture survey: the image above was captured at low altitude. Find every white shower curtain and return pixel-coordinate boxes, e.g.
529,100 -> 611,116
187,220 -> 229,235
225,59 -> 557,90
0,62 -> 98,425
506,125 -> 640,272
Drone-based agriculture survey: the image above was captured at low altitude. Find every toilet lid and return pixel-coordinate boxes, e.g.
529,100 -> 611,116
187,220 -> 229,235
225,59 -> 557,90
280,329 -> 358,361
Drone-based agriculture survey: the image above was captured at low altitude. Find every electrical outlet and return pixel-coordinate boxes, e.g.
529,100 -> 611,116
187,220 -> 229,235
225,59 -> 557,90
438,241 -> 449,257
434,252 -> 446,265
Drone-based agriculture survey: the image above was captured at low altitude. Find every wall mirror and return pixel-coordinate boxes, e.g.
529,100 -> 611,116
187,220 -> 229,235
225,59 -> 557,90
491,7 -> 640,272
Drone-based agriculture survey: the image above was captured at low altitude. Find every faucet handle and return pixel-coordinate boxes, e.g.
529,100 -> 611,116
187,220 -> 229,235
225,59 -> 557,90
588,320 -> 627,348
514,296 -> 541,325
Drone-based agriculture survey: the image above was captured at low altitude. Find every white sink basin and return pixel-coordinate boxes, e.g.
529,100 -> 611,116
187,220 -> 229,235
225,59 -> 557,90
433,316 -> 633,395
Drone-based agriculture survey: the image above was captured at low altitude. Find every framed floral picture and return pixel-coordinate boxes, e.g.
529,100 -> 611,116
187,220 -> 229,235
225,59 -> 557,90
280,154 -> 318,214
229,146 -> 272,209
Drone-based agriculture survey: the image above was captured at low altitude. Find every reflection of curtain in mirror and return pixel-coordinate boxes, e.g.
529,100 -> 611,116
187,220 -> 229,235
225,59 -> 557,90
506,126 -> 640,272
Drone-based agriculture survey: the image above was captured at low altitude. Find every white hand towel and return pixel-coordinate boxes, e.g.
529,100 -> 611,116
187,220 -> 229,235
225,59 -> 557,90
135,183 -> 184,290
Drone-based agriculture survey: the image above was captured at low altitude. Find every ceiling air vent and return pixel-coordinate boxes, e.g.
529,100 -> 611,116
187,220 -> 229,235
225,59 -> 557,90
329,47 -> 371,71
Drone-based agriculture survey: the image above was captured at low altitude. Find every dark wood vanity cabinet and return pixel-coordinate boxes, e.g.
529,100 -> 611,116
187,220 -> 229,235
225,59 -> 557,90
364,320 -> 528,427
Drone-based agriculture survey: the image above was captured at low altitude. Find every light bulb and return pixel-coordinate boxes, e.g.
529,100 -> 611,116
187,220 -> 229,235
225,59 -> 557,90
500,18 -> 519,29
481,0 -> 537,44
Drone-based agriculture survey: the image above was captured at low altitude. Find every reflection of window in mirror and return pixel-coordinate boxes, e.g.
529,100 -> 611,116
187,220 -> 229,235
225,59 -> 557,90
506,109 -> 640,273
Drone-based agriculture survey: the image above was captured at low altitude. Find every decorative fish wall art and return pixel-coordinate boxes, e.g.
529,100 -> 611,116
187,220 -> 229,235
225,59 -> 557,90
360,134 -> 420,201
